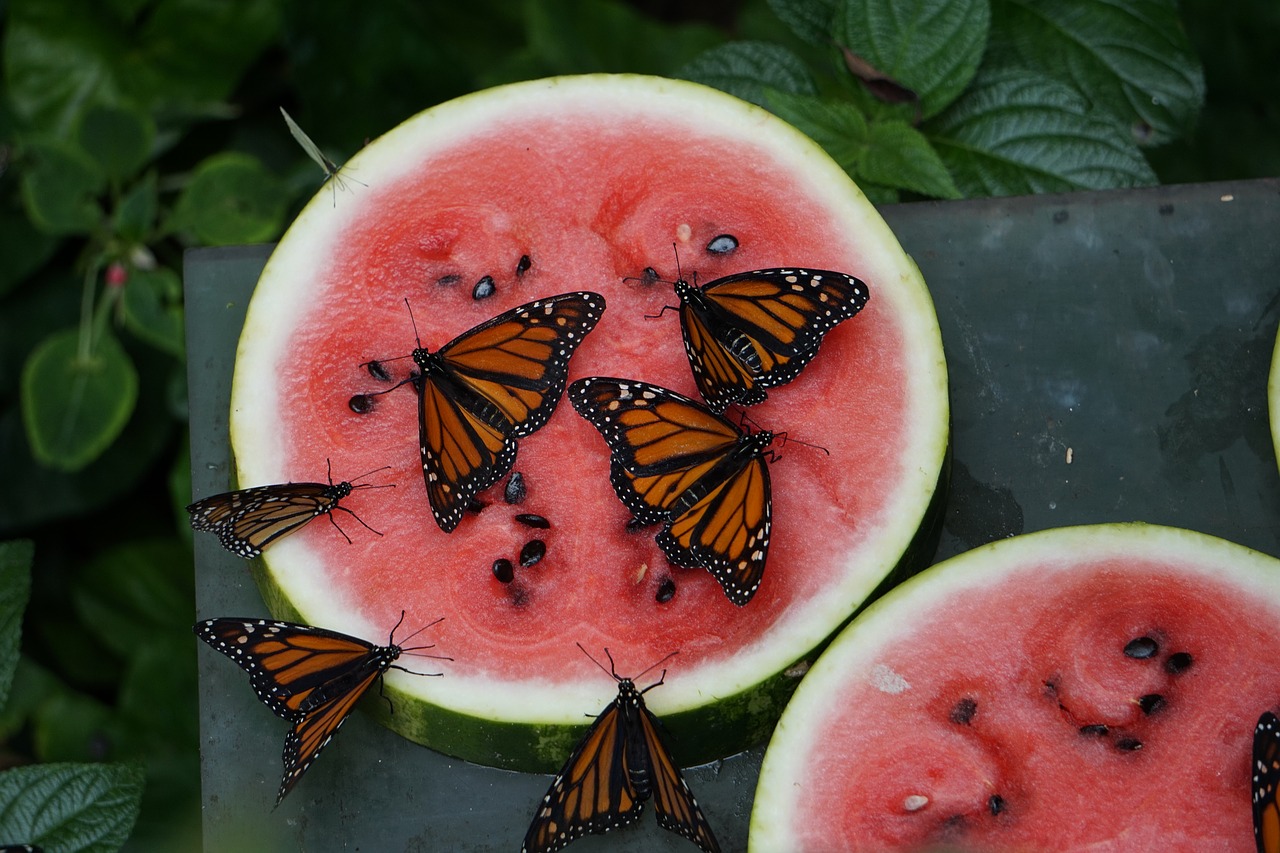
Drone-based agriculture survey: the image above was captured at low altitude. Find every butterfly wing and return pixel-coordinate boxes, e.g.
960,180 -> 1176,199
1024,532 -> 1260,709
522,696 -> 646,853
636,699 -> 721,853
194,618 -> 380,720
418,292 -> 605,532
187,482 -> 348,558
1255,711 -> 1280,853
680,268 -> 869,412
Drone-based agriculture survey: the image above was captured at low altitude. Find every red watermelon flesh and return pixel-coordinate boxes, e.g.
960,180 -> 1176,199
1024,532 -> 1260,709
749,524 -> 1278,851
230,75 -> 947,767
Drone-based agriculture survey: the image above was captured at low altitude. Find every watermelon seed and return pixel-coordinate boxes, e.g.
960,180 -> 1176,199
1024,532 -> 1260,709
1137,693 -> 1166,715
472,275 -> 496,300
437,273 -> 461,286
1115,736 -> 1143,751
514,513 -> 550,529
520,539 -> 546,567
641,267 -> 660,283
366,360 -> 392,381
949,697 -> 977,725
1165,651 -> 1193,674
706,234 -> 739,254
902,795 -> 929,812
656,577 -> 676,603
1123,636 -> 1160,659
492,558 -> 514,584
348,394 -> 376,414
516,254 -> 532,276
505,471 -> 527,504
987,795 -> 1005,816
1079,724 -> 1109,737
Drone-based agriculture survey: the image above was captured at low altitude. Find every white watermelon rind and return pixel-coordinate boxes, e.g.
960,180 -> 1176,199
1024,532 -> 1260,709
748,522 -> 1280,850
230,74 -> 950,771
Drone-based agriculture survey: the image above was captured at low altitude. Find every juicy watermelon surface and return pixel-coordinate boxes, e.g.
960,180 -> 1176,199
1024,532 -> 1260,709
750,524 -> 1280,851
230,75 -> 947,765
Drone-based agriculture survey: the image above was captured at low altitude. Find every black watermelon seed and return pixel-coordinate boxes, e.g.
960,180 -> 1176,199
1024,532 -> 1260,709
656,577 -> 676,603
472,275 -> 496,300
988,795 -> 1005,816
1079,724 -> 1109,737
516,254 -> 532,276
1137,693 -> 1166,715
1115,736 -> 1143,751
706,234 -> 739,254
348,394 -> 375,414
949,697 -> 978,725
1123,637 -> 1160,659
466,497 -> 488,514
1165,652 -> 1193,674
514,513 -> 550,529
641,266 -> 659,283
519,539 -> 546,567
504,471 -> 527,505
492,558 -> 514,584
366,360 -> 391,381
438,273 -> 461,286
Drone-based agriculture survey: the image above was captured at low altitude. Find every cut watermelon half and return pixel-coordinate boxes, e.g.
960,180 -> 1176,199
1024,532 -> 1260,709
750,523 -> 1280,851
229,74 -> 948,771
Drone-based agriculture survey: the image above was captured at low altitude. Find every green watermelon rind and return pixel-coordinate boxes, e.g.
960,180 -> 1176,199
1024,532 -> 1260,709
231,74 -> 950,772
747,522 -> 1280,851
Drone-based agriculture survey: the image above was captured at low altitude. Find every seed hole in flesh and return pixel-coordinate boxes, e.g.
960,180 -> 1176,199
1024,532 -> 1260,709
348,394 -> 375,414
504,472 -> 527,505
438,274 -> 461,286
1165,652 -> 1193,674
949,697 -> 977,725
514,513 -> 550,529
656,577 -> 676,603
705,234 -> 739,255
1123,637 -> 1159,659
520,539 -> 546,567
1079,724 -> 1109,737
473,275 -> 496,300
988,795 -> 1005,816
366,360 -> 391,381
492,558 -> 514,584
1137,694 -> 1166,715
516,254 -> 532,276
1115,736 -> 1143,751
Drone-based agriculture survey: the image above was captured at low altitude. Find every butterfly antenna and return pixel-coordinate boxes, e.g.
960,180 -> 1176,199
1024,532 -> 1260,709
404,298 -> 424,349
777,431 -> 830,457
395,615 -> 446,650
635,650 -> 678,685
349,465 -> 396,489
576,643 -> 617,681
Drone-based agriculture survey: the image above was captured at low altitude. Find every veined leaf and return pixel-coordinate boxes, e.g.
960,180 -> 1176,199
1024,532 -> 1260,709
679,41 -> 818,108
766,0 -> 840,45
0,540 -> 34,710
0,762 -> 144,852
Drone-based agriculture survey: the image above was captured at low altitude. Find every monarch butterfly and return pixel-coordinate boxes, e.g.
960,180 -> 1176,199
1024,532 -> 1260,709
194,612 -> 445,805
522,647 -> 720,853
186,463 -> 389,559
656,266 -> 869,413
1255,711 -> 1280,853
569,377 -> 774,606
375,291 -> 605,533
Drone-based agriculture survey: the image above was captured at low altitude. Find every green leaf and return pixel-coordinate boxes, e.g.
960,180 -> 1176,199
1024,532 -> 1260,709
21,328 -> 139,472
679,41 -> 818,108
168,152 -> 288,245
986,0 -> 1205,146
927,67 -> 1158,196
75,104 -> 154,182
114,171 -> 158,243
71,539 -> 194,661
0,762 -> 144,852
19,141 -> 105,235
836,0 -> 991,118
767,0 -> 840,44
0,540 -> 34,710
0,658 -> 61,741
766,91 -> 960,198
120,266 -> 184,357
33,691 -> 118,763
0,210 -> 58,299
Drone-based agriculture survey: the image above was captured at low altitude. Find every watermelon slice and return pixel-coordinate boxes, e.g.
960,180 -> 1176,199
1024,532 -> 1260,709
750,523 -> 1280,851
228,74 -> 948,771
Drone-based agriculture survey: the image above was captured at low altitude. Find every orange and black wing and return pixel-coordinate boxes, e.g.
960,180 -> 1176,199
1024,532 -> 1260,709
187,481 -> 352,558
521,696 -> 644,853
418,291 -> 605,532
569,377 -> 772,605
1255,711 -> 1280,853
636,700 -> 721,853
677,268 -> 869,412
